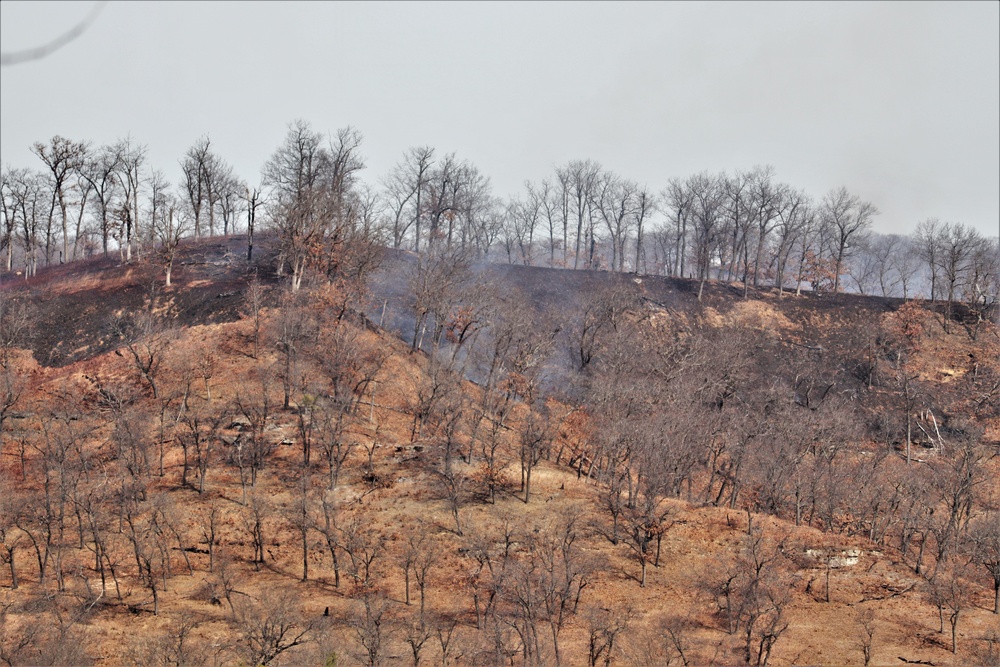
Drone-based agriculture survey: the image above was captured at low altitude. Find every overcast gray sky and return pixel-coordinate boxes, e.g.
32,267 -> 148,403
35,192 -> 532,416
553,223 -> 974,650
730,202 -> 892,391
2,1 -> 997,238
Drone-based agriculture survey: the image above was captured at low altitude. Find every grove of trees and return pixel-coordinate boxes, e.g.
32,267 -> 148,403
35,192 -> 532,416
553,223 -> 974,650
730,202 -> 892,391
3,123 -> 997,312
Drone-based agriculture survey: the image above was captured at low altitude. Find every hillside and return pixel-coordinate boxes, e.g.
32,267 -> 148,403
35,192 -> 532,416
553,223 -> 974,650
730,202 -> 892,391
1,238 -> 998,667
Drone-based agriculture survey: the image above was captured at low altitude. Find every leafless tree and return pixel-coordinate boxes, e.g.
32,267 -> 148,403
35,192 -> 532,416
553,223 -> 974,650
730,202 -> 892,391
746,166 -> 786,291
687,172 -> 726,300
594,172 -> 637,272
927,562 -> 972,653
31,135 -> 89,264
5,167 -> 49,276
240,490 -> 270,570
621,482 -> 676,588
891,235 -> 922,300
285,471 -> 316,581
967,513 -> 1000,614
914,218 -> 944,301
67,164 -> 95,260
240,276 -> 267,359
350,589 -> 393,667
934,222 -> 984,332
232,371 -> 277,501
0,293 -> 33,456
263,120 -> 365,291
963,236 -> 999,337
181,136 -> 212,240
340,512 -> 386,591
78,143 -> 123,258
772,188 -> 812,294
231,589 -> 313,666
113,137 -> 146,263
713,527 -> 793,666
154,205 -> 186,287
585,604 -> 631,667
319,490 -> 344,588
383,145 -> 434,250
855,608 -> 877,666
719,168 -> 754,288
518,403 -> 556,505
243,183 -> 264,261
502,190 -> 542,266
553,160 -> 601,269
122,620 -> 204,667
198,500 -> 221,573
213,164 -> 242,237
846,236 -> 881,295
532,509 -> 591,665
112,306 -> 172,399
659,176 -> 695,278
820,186 -> 879,292
0,168 -> 16,271
436,467 -> 469,536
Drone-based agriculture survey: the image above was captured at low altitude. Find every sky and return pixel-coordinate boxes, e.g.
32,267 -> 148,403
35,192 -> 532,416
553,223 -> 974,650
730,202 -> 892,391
1,1 -> 998,239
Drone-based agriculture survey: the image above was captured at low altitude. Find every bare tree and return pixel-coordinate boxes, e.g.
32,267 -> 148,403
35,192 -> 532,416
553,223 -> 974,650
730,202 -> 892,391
585,604 -> 631,667
232,371 -> 277,501
0,168 -> 16,271
555,160 -> 601,269
747,166 -> 786,291
914,218 -> 944,301
79,144 -> 124,258
181,136 -> 212,240
243,183 -> 265,261
240,277 -> 267,359
519,403 -> 556,505
855,608 -> 877,666
772,188 -> 812,294
688,172 -> 726,300
820,186 -> 879,293
240,490 -> 270,570
594,172 -> 637,272
231,590 -> 313,666
350,589 -> 393,667
713,527 -> 793,667
31,135 -> 89,264
340,512 -> 386,591
155,205 -> 186,287
382,145 -> 434,251
112,306 -> 172,399
934,222 -> 983,332
113,137 -> 146,262
927,563 -> 972,654
661,176 -> 695,278
967,514 -> 1000,614
436,467 -> 469,536
263,120 -> 365,291
621,483 -> 676,588
963,236 -> 999,337
6,167 -> 50,276
285,471 -> 316,581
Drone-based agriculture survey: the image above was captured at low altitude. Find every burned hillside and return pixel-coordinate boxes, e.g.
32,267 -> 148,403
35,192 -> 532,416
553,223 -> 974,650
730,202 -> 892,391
1,239 -> 998,666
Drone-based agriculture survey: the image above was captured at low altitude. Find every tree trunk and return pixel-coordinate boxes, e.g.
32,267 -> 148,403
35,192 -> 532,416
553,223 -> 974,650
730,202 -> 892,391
6,546 -> 16,590
301,529 -> 309,581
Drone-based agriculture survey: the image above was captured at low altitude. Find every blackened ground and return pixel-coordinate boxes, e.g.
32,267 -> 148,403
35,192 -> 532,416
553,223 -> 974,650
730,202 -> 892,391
1,235 -> 279,367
